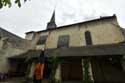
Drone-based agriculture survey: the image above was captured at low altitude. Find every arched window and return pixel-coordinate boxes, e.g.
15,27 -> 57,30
85,31 -> 92,45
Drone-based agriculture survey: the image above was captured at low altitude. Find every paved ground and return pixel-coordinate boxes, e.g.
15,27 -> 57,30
0,81 -> 48,83
2,81 -> 82,83
0,78 -> 49,83
0,78 -> 82,83
0,81 -> 83,83
0,77 -> 25,83
0,81 -> 23,83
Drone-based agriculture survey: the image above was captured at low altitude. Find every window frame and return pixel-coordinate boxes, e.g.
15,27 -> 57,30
85,31 -> 92,45
57,35 -> 70,48
37,35 -> 48,45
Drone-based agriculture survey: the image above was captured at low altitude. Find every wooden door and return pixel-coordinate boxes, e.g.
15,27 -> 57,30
61,62 -> 83,81
91,57 -> 125,82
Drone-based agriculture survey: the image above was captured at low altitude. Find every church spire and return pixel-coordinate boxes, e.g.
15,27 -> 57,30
50,11 -> 55,22
46,11 -> 57,30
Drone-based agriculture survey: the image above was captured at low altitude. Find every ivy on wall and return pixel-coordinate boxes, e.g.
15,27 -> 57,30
83,59 -> 93,83
49,56 -> 60,83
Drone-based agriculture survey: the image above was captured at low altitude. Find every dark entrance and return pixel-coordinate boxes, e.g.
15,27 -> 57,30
91,56 -> 125,82
61,61 -> 83,82
8,59 -> 28,77
43,59 -> 52,79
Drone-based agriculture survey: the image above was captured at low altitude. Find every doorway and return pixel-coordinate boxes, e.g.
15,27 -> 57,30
91,56 -> 125,82
61,61 -> 83,82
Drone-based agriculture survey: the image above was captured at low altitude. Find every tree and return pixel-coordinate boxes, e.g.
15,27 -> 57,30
0,0 -> 28,9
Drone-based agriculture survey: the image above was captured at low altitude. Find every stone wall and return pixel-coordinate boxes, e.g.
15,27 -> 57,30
45,16 -> 124,49
0,38 -> 27,73
25,16 -> 124,50
0,27 -> 32,49
0,27 -> 32,73
0,47 -> 25,73
29,31 -> 49,50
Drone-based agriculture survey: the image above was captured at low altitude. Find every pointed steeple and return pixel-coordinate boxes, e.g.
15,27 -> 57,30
46,11 -> 57,30
50,11 -> 55,22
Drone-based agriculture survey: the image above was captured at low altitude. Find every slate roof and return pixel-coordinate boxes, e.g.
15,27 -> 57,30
8,41 -> 125,59
8,50 -> 42,60
0,27 -> 31,49
45,42 -> 125,57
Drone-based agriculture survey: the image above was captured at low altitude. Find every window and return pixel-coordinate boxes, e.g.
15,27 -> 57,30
32,33 -> 36,40
85,31 -> 92,45
37,35 -> 48,45
58,35 -> 69,48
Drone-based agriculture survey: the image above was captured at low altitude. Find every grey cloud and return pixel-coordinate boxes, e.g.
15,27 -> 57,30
0,0 -> 125,38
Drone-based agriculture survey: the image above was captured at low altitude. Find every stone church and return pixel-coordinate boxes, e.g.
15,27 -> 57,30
1,12 -> 125,83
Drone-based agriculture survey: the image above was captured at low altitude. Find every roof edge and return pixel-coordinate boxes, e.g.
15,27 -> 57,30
26,14 -> 117,34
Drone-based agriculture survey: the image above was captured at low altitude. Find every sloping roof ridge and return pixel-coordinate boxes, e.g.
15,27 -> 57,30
8,49 -> 42,59
0,27 -> 23,39
26,15 -> 116,34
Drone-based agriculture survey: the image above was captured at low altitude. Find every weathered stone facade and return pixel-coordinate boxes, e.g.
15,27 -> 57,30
1,14 -> 124,82
0,27 -> 32,74
24,15 -> 125,82
46,17 -> 124,49
26,15 -> 124,50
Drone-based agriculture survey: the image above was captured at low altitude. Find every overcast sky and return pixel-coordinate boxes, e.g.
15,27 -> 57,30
0,0 -> 125,38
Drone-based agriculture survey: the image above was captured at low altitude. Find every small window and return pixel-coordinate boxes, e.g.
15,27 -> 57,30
37,35 -> 48,45
85,31 -> 92,45
58,35 -> 69,48
31,33 -> 36,40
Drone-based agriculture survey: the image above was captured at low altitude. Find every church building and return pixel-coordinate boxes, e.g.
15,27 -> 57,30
9,12 -> 125,83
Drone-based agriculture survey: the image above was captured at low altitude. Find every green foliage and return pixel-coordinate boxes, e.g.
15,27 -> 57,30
83,59 -> 93,83
49,57 -> 60,83
0,0 -> 28,9
15,0 -> 21,7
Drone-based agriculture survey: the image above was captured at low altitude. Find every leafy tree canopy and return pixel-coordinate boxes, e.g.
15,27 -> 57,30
0,0 -> 28,9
